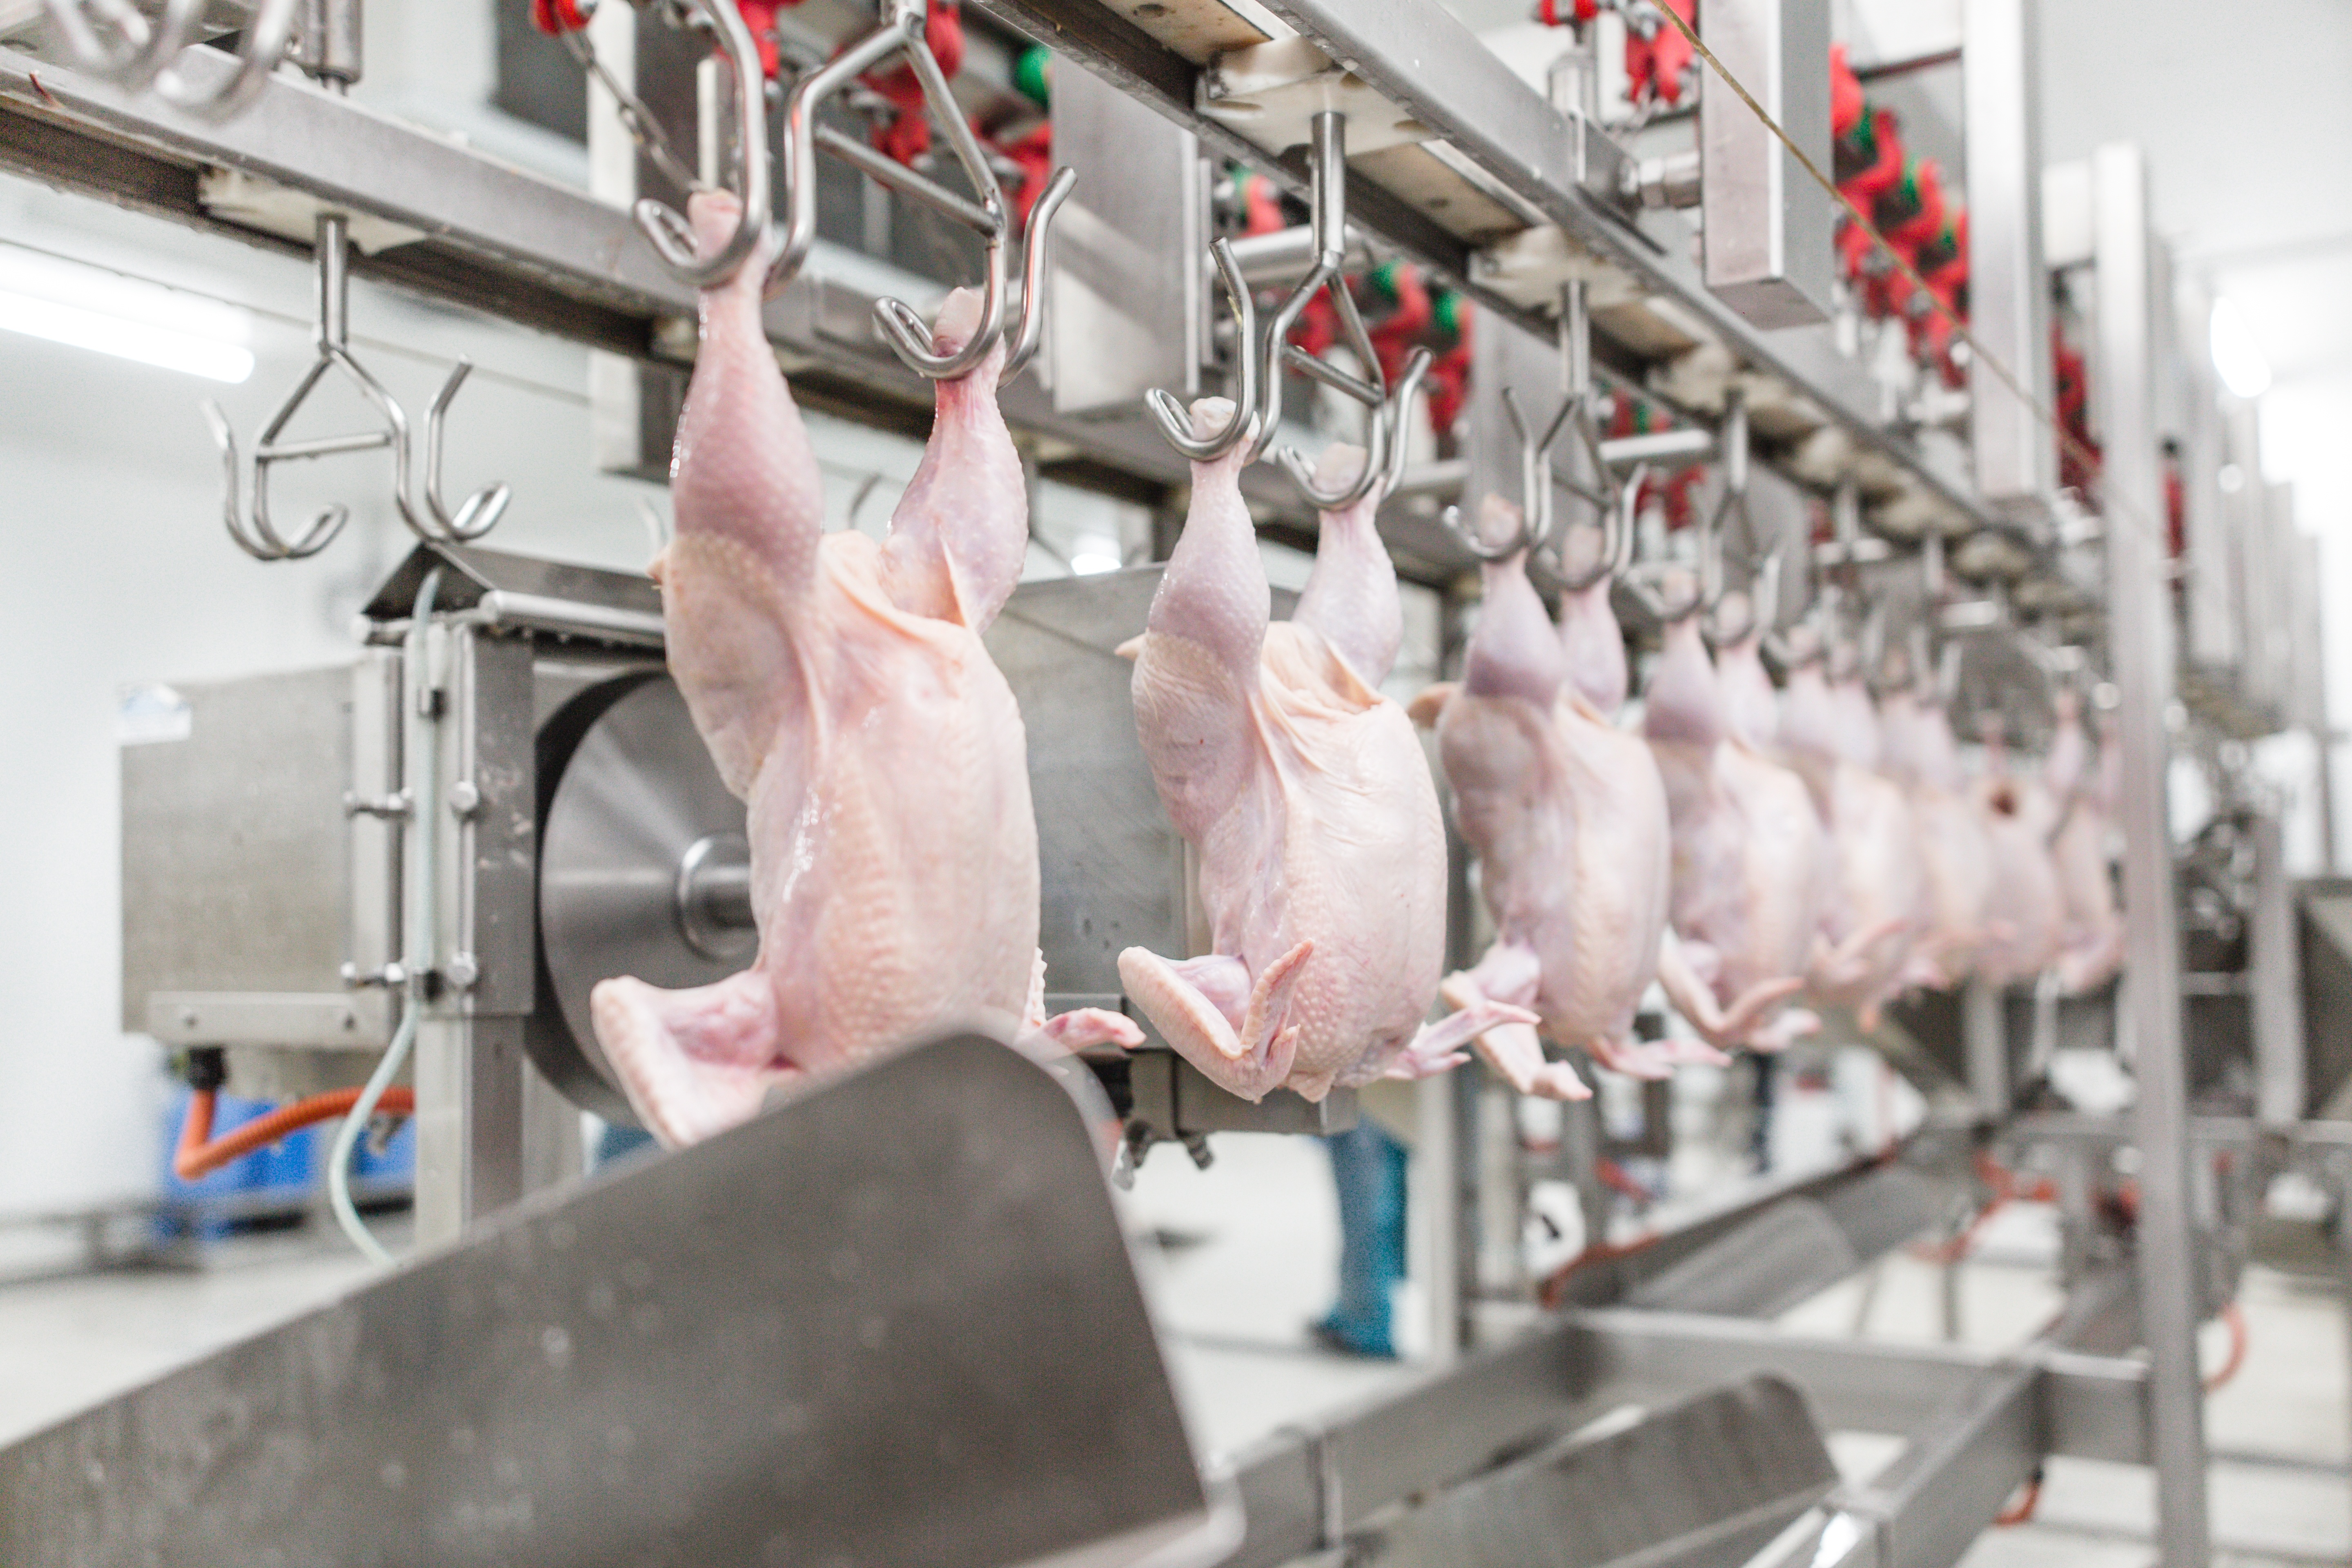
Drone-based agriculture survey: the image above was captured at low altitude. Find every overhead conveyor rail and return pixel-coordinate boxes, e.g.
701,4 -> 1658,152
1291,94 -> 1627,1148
0,0 -> 2002,572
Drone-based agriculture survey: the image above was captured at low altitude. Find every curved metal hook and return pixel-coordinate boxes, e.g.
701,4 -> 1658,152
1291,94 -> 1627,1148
1276,368 -> 1389,510
1148,237 -> 1259,461
422,359 -> 512,541
772,0 -> 1011,379
1375,346 -> 1434,502
632,0 -> 769,290
150,0 -> 298,119
1440,494 -> 1540,562
1001,165 -> 1077,384
206,341 -> 406,561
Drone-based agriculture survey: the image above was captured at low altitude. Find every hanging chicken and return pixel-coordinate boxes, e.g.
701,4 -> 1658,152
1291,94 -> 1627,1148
2048,688 -> 2126,993
1115,424 -> 1536,1103
1642,588 -> 1823,1051
589,194 -> 1138,1147
1970,710 -> 2068,987
1880,671 -> 1998,990
1418,500 -> 1714,1094
1775,637 -> 1926,1027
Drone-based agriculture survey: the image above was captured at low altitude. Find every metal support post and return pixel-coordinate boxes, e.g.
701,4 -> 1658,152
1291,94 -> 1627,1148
2094,141 -> 2211,1567
1962,976 -> 2007,1117
2250,810 -> 2307,1128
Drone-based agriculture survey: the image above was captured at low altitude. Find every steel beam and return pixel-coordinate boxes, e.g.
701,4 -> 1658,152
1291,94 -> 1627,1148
2094,140 -> 2211,1567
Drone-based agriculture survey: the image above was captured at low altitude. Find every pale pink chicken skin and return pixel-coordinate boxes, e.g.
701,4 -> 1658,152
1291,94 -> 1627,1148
1711,608 -> 1780,755
1642,608 -> 1821,1050
1421,501 -> 1717,1094
1776,655 -> 1924,1023
1880,686 -> 1998,989
1971,715 -> 2067,987
2048,692 -> 2125,993
1116,422 -> 1533,1103
590,195 -> 1137,1147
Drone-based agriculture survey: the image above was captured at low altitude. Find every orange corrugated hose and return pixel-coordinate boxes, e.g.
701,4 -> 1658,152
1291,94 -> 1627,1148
173,1086 -> 416,1183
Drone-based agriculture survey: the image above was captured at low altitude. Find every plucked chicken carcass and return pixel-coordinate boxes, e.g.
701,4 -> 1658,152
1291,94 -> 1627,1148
2047,689 -> 2125,993
1880,679 -> 1998,989
1423,502 -> 1717,1094
1642,591 -> 1820,1051
1116,419 -> 1535,1103
591,194 -> 1138,1147
1970,712 -> 2067,987
1775,643 -> 1925,1024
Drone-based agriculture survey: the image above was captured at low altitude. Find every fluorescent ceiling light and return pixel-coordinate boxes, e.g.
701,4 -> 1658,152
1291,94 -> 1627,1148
2209,296 -> 2270,401
1069,539 -> 1121,575
0,245 -> 254,385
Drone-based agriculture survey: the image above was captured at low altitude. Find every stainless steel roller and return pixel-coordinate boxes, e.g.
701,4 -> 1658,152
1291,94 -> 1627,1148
532,673 -> 753,1122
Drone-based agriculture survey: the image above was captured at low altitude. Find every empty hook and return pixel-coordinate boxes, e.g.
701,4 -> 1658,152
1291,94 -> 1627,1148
422,359 -> 511,541
207,213 -> 514,563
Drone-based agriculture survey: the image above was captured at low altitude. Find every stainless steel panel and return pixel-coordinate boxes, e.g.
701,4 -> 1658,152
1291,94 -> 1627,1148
1049,58 -> 1204,416
986,567 -> 1187,1009
1359,1377 -> 1837,1568
2093,140 -> 2212,1566
1962,0 -> 2054,509
120,663 -> 392,1051
0,1030 -> 1229,1568
1699,0 -> 1836,328
444,627 -> 538,1019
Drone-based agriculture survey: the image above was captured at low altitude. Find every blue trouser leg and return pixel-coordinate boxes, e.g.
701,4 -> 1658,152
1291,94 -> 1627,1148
1322,1120 -> 1408,1355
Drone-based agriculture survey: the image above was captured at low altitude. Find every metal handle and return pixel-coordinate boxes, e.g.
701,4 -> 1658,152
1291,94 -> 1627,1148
632,0 -> 770,290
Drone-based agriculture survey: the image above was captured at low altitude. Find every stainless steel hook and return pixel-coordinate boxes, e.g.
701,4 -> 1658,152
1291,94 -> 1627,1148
1265,111 -> 1389,510
1001,165 -> 1077,384
208,213 -> 513,561
1147,237 -> 1258,460
45,0 -> 301,118
1374,347 -> 1434,503
773,0 -> 1016,380
206,213 -> 399,561
631,0 -> 771,290
422,359 -> 511,541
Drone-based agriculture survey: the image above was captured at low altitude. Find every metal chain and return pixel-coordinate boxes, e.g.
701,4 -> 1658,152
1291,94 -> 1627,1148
558,19 -> 711,197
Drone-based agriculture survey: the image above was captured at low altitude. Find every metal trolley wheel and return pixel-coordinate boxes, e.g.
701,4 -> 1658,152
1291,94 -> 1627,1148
528,673 -> 754,1124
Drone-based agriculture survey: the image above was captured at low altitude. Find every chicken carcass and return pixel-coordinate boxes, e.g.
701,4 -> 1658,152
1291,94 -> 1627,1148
1425,502 -> 1715,1094
2048,690 -> 2125,993
1880,682 -> 1997,989
1642,598 -> 1821,1050
590,195 -> 1138,1147
1970,714 -> 2066,987
1115,422 -> 1534,1102
1775,647 -> 1924,1024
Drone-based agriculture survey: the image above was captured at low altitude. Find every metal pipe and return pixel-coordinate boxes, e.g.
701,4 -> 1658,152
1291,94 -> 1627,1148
1227,223 -> 1374,287
2094,140 -> 2211,1568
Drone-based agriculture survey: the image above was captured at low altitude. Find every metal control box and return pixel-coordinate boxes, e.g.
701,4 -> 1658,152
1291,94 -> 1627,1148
120,659 -> 400,1093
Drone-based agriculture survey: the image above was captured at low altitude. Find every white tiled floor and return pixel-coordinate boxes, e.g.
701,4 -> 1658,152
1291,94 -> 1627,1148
3,1153 -> 2347,1568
